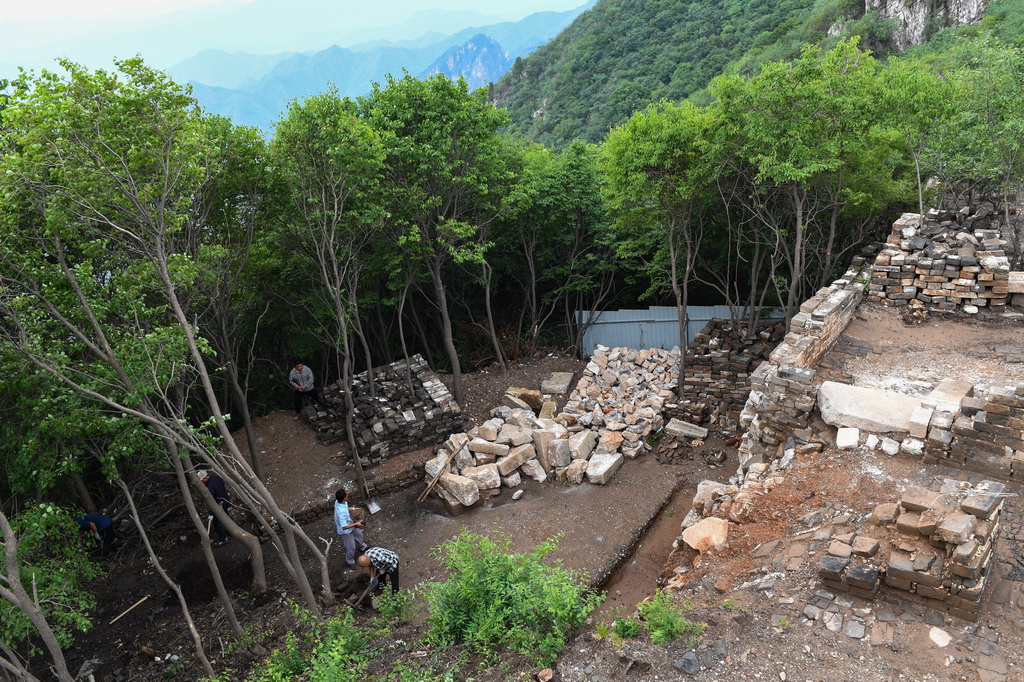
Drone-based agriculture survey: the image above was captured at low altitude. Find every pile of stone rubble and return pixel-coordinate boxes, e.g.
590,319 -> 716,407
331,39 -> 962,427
422,345 -> 679,514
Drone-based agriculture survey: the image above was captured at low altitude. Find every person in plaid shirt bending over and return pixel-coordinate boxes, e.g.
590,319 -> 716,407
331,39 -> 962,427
357,546 -> 400,593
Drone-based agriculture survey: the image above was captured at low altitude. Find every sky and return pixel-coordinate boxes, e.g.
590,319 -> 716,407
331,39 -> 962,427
0,0 -> 588,73
4,0 -> 583,25
3,0 -> 233,22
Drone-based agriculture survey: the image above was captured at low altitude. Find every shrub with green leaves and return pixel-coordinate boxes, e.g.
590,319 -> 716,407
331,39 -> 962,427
241,606 -> 370,682
0,504 -> 101,653
424,529 -> 602,666
637,590 -> 705,645
611,617 -> 641,639
374,586 -> 418,626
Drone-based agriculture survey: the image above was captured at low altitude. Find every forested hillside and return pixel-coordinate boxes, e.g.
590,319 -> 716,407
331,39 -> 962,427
490,0 -> 1008,146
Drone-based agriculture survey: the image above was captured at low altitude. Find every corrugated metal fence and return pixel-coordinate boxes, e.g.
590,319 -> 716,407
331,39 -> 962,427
575,305 -> 782,357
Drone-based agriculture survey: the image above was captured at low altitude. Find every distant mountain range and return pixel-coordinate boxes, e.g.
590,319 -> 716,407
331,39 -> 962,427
177,2 -> 596,131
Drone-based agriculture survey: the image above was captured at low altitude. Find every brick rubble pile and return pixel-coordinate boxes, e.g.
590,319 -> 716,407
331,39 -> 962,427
422,346 -> 679,514
866,206 -> 1012,310
309,354 -> 461,466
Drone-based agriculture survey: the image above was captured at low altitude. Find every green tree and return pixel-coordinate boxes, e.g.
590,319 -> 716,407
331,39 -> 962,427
879,57 -> 954,216
359,73 -> 516,405
272,87 -> 385,509
0,59 -> 333,674
603,100 -> 717,377
0,505 -> 100,682
709,39 -> 898,321
499,140 -> 611,355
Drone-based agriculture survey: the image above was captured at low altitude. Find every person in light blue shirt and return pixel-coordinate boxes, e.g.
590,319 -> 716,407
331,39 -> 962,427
334,488 -> 366,566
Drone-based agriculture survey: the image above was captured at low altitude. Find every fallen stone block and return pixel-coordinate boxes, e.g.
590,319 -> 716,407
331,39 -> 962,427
520,459 -> 548,482
682,517 -> 730,552
506,387 -> 544,411
568,430 -> 597,459
836,427 -> 860,449
501,394 -> 534,412
586,452 -> 624,485
666,418 -> 709,439
438,473 -> 481,507
925,378 -> 974,413
908,406 -> 934,439
565,459 -> 588,484
477,418 -> 503,441
818,381 -> 922,433
460,464 -> 500,490
469,438 -> 510,458
541,372 -> 574,394
497,444 -> 537,476
692,480 -> 735,515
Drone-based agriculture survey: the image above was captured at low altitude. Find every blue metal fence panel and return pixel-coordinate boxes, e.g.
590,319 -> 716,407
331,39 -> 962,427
575,305 -> 780,357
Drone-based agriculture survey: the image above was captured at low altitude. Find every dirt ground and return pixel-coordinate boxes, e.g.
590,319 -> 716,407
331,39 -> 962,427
59,307 -> 1024,682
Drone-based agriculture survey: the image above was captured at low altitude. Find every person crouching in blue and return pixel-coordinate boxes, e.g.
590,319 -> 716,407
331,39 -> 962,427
74,513 -> 117,556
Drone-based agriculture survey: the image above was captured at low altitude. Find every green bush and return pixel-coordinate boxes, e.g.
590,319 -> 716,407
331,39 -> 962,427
611,617 -> 641,639
637,590 -> 706,645
242,606 -> 370,682
0,504 -> 101,654
374,586 -> 418,626
424,529 -> 602,666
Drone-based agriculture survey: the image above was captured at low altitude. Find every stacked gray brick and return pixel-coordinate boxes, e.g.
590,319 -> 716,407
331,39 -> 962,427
310,354 -> 462,467
920,383 -> 1024,480
881,480 -> 1006,621
865,208 -> 1011,309
673,318 -> 785,425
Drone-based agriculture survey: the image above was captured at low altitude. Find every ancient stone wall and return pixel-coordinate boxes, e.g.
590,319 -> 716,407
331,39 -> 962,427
738,258 -> 871,470
865,209 -> 1012,310
309,354 -> 461,467
670,318 -> 785,426
922,384 -> 1024,480
820,478 -> 1008,622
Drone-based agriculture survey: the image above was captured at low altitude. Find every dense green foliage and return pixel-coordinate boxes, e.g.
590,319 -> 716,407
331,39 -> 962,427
424,529 -> 602,665
637,590 -> 705,645
0,505 -> 101,653
491,0 -> 878,146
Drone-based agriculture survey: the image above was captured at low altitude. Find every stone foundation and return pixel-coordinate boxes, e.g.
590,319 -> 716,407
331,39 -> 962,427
309,354 -> 461,468
670,318 -> 785,426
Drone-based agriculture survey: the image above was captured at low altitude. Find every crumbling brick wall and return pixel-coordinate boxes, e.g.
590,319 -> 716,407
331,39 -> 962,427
923,384 -> 1024,480
866,208 -> 1012,310
738,257 -> 871,470
309,354 -> 462,468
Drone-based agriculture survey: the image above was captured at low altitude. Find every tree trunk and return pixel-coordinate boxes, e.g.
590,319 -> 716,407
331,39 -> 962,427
226,360 -> 263,480
430,256 -> 464,405
481,261 -> 507,371
396,282 -> 416,393
71,472 -> 97,515
167,445 -> 243,637
116,480 -> 215,678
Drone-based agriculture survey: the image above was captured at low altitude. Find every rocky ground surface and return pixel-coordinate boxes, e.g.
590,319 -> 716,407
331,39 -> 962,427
61,311 -> 1024,682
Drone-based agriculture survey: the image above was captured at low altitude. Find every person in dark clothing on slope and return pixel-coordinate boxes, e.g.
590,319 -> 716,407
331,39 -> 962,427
197,469 -> 232,547
74,513 -> 117,556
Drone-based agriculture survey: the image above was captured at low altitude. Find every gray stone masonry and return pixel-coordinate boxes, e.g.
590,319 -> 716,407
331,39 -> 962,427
311,354 -> 461,467
865,207 -> 1014,310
